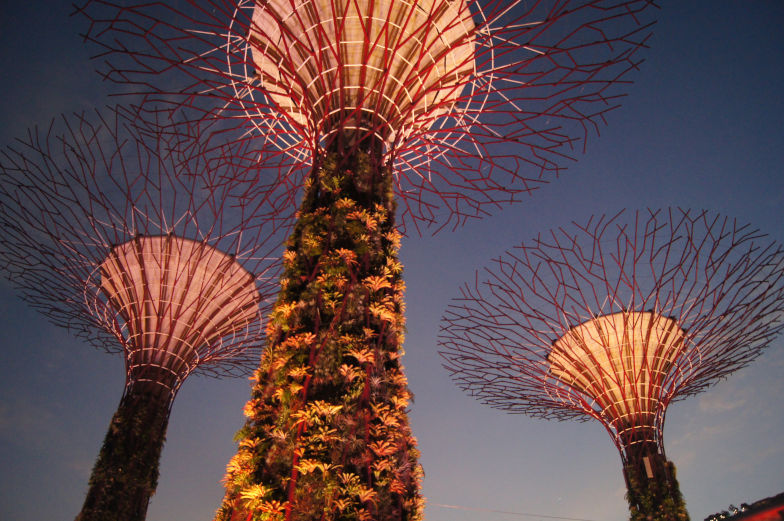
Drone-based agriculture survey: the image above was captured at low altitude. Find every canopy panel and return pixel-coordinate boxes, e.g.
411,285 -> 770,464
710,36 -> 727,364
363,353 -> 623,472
98,235 -> 260,382
549,311 -> 687,434
249,0 -> 475,145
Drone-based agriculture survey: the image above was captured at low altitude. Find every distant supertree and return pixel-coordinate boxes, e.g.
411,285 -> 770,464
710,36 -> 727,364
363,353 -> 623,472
75,2 -> 658,520
0,108 -> 291,521
439,208 -> 784,520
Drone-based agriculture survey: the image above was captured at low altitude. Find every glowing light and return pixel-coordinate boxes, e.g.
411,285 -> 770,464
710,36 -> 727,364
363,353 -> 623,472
98,235 -> 260,383
249,0 -> 475,146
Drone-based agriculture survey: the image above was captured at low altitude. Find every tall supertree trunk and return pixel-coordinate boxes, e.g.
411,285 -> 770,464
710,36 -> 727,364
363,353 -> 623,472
216,141 -> 424,521
623,444 -> 688,521
75,379 -> 173,521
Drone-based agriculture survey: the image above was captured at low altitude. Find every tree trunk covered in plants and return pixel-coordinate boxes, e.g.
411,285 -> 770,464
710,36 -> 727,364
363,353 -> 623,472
75,380 -> 172,521
215,144 -> 424,521
624,449 -> 689,521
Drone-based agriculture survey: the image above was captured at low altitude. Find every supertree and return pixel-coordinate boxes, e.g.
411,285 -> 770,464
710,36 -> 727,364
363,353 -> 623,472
438,208 -> 784,521
0,107 -> 292,521
74,2 -> 658,520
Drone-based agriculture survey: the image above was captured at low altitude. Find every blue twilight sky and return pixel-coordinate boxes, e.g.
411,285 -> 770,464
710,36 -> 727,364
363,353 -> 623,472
0,2 -> 782,521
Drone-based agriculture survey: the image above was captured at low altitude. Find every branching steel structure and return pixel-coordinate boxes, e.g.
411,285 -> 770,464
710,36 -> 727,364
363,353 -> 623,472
73,1 -> 659,519
439,208 -> 784,519
77,0 -> 657,233
0,108 -> 292,521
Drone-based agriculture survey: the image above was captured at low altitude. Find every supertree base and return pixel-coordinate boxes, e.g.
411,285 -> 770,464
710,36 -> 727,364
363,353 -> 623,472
75,380 -> 173,521
624,456 -> 689,521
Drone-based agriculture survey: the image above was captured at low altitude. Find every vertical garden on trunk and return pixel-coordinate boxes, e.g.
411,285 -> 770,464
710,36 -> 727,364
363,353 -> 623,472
76,382 -> 172,521
217,144 -> 423,521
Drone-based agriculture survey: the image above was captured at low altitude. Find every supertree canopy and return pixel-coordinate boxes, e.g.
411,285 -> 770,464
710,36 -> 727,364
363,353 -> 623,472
77,0 -> 657,233
438,208 -> 784,520
0,107 -> 292,521
74,2 -> 658,520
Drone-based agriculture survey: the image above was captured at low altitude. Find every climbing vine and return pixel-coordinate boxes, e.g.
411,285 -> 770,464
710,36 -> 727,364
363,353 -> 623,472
215,148 -> 424,521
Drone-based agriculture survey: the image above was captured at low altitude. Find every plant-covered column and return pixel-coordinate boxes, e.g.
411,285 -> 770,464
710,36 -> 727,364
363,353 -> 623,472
216,145 -> 424,521
625,455 -> 689,521
76,380 -> 173,521
619,425 -> 689,520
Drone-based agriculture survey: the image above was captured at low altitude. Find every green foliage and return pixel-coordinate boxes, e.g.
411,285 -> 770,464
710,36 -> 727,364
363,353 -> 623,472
75,384 -> 171,521
216,149 -> 424,521
625,459 -> 689,521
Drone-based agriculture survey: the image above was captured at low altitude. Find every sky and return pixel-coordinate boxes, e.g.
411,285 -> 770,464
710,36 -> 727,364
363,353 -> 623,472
0,2 -> 783,521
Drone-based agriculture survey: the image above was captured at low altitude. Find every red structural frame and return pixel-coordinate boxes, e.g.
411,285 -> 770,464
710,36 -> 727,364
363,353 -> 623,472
75,0 -> 658,234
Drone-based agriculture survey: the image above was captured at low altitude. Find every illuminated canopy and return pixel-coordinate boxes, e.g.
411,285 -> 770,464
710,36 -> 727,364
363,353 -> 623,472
98,235 -> 260,387
249,0 -> 476,145
549,311 -> 687,436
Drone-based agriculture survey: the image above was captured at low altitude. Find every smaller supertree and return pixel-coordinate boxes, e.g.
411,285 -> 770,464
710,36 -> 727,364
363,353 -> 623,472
439,208 -> 784,521
0,107 -> 292,521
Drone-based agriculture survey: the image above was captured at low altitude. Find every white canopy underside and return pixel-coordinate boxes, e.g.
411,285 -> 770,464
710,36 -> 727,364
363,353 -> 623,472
548,311 -> 688,429
249,0 -> 475,144
98,235 -> 260,378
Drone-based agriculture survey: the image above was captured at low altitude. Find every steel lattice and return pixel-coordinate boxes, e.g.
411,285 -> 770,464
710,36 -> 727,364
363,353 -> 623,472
75,0 -> 657,233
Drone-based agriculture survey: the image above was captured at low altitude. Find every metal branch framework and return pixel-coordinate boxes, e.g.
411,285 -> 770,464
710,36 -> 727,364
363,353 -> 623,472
438,208 -> 784,517
0,107 -> 293,521
76,0 -> 657,234
0,107 -> 292,382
